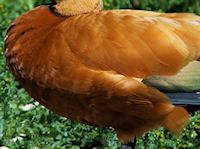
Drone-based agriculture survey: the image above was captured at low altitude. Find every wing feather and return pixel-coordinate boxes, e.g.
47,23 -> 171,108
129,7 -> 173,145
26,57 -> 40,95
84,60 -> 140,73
59,10 -> 200,78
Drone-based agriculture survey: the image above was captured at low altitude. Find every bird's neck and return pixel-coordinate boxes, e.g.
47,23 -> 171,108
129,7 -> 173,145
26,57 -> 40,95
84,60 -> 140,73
52,0 -> 103,16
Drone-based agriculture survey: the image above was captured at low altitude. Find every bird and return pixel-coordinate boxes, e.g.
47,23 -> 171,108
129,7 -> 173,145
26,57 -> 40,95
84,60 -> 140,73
4,0 -> 200,144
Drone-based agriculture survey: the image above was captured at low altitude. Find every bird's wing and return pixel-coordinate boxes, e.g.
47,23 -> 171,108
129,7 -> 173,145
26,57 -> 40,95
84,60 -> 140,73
6,8 -> 200,143
58,10 -> 200,78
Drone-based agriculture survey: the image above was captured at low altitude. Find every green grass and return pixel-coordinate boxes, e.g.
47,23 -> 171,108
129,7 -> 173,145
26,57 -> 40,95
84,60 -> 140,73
0,0 -> 200,148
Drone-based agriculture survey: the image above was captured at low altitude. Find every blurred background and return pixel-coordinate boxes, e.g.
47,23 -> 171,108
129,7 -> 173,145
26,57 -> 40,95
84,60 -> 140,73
0,0 -> 200,148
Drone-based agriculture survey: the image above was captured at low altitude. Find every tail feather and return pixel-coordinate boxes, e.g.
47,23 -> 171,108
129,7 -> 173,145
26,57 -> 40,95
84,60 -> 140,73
116,106 -> 189,144
164,106 -> 189,134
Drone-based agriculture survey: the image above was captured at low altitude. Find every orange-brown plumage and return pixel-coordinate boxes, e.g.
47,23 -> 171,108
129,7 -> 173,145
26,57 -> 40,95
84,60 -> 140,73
4,0 -> 200,143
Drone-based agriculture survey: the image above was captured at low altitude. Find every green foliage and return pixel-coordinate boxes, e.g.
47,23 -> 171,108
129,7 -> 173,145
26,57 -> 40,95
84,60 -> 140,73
103,0 -> 200,15
131,0 -> 200,14
137,111 -> 200,149
103,0 -> 133,9
0,0 -> 200,148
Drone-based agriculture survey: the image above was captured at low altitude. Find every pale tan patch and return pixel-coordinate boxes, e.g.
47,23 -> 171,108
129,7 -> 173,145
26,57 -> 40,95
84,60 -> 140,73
4,35 -> 8,42
55,0 -> 103,16
4,48 -> 9,56
132,77 -> 143,82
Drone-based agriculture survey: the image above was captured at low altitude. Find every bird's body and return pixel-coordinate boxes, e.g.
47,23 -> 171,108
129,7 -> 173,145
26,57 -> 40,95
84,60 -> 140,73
4,0 -> 200,143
